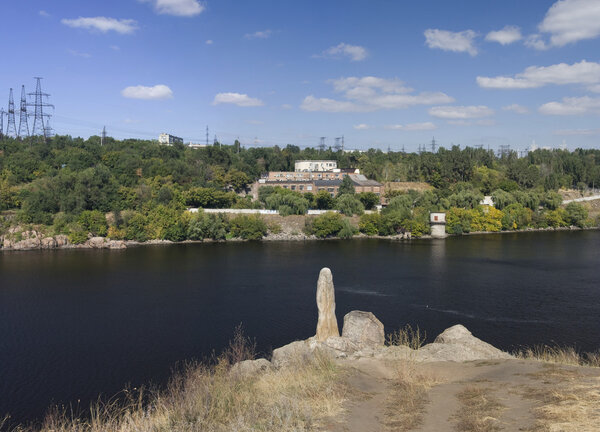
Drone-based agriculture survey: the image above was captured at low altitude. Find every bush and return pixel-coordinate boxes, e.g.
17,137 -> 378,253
265,189 -> 309,215
334,194 -> 364,216
542,191 -> 562,210
68,223 -> 88,244
565,202 -> 588,227
315,190 -> 334,210
229,215 -> 267,240
146,205 -> 188,241
338,218 -> 357,239
124,212 -> 149,242
308,212 -> 345,238
78,210 -> 108,236
359,213 -> 381,235
357,192 -> 379,210
187,211 -> 228,240
544,208 -> 568,228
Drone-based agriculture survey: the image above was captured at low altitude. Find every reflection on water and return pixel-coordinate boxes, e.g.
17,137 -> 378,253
1,231 -> 599,424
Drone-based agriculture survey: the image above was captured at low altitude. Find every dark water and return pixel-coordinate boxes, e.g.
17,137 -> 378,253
1,231 -> 599,424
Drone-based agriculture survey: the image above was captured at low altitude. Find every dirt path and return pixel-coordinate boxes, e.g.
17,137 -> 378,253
329,358 -> 600,432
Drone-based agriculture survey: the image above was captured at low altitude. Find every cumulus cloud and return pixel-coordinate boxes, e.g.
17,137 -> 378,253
485,25 -> 522,45
122,84 -> 173,100
244,29 -> 272,39
139,0 -> 205,16
502,104 -> 530,114
385,122 -> 437,131
424,29 -> 478,56
61,17 -> 138,34
477,60 -> 600,89
319,43 -> 368,61
524,34 -> 549,50
300,76 -> 453,112
429,105 -> 494,119
353,124 -> 371,130
539,96 -> 600,115
213,92 -> 264,107
537,0 -> 600,47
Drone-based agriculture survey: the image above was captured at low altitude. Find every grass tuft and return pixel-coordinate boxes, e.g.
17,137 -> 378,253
386,324 -> 426,350
515,345 -> 600,368
453,386 -> 504,432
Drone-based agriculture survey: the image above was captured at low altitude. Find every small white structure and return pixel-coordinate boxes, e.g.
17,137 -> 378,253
158,133 -> 183,145
430,212 -> 447,238
480,196 -> 495,207
294,160 -> 337,172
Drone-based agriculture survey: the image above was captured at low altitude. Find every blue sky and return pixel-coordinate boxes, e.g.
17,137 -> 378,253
2,0 -> 600,152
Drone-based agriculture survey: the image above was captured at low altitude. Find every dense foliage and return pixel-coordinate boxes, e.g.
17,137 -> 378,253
1,135 -> 599,241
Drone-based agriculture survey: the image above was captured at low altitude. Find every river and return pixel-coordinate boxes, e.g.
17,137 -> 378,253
1,230 -> 599,424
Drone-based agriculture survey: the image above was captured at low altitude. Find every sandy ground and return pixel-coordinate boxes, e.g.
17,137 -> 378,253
327,357 -> 600,432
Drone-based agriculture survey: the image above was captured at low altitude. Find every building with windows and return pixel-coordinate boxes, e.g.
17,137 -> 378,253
294,160 -> 337,172
158,133 -> 183,145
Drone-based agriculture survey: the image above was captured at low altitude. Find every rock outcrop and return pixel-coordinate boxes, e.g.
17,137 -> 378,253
342,311 -> 385,349
271,340 -> 313,368
230,358 -> 273,376
315,267 -> 339,342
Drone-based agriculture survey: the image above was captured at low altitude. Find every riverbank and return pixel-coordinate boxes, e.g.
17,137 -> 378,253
1,218 -> 594,251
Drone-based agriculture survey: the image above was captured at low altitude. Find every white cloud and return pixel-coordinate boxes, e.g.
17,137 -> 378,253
539,96 -> 600,115
39,10 -> 50,17
205,39 -> 213,45
502,104 -> 530,114
429,105 -> 494,119
281,104 -> 293,110
213,92 -> 264,107
588,84 -> 600,92
485,25 -> 522,45
320,43 -> 368,61
139,0 -> 205,16
122,84 -> 173,100
524,34 -> 548,50
61,17 -> 138,34
538,0 -> 600,47
353,124 -> 371,130
424,29 -> 478,56
447,119 -> 496,126
300,76 -> 453,112
385,122 -> 437,131
68,49 -> 92,58
244,29 -> 272,39
477,60 -> 600,89
553,128 -> 600,135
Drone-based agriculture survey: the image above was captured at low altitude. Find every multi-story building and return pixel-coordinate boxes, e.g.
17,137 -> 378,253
294,160 -> 337,172
158,133 -> 184,145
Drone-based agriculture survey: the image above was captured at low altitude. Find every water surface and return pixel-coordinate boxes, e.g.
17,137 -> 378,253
1,231 -> 599,424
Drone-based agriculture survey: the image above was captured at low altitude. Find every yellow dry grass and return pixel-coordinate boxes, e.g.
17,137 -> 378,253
6,334 -> 347,432
521,366 -> 600,432
452,386 -> 505,432
386,324 -> 427,351
515,345 -> 600,368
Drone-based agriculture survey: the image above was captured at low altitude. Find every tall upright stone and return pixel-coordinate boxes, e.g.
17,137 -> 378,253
315,267 -> 340,341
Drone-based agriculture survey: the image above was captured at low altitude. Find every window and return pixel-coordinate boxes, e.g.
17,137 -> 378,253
434,215 -> 438,221
307,186 -> 313,191
291,185 -> 296,191
299,185 -> 304,191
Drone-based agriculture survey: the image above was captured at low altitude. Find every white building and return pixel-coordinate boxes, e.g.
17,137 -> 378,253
294,160 -> 337,172
430,212 -> 447,238
158,133 -> 183,145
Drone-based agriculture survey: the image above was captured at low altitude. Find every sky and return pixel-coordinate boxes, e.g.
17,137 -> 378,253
2,0 -> 600,152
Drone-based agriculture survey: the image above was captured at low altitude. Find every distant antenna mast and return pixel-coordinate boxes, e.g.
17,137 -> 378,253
6,88 -> 17,138
101,126 -> 107,145
17,85 -> 29,138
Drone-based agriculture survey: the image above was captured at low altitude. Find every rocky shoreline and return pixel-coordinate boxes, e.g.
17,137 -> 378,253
0,225 -> 591,251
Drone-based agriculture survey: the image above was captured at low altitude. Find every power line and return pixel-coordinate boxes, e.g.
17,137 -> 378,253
18,85 -> 29,138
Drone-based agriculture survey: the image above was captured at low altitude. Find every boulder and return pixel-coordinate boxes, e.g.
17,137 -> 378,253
342,311 -> 385,348
12,237 -> 41,250
55,235 -> 69,247
88,237 -> 106,248
308,336 -> 360,359
230,358 -> 273,376
415,325 -> 512,362
315,267 -> 339,342
108,240 -> 127,249
271,340 -> 313,368
41,237 -> 57,249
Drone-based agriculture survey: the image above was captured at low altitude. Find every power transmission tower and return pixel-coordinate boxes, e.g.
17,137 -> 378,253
18,85 -> 29,138
0,109 -> 5,138
334,137 -> 342,151
430,137 -> 437,153
498,144 -> 510,158
101,126 -> 107,145
341,135 -> 344,152
44,117 -> 54,138
205,125 -> 209,146
318,137 -> 326,152
6,89 -> 17,138
27,77 -> 54,138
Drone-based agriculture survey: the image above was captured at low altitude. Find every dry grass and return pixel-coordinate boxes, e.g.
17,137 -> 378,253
5,331 -> 347,432
384,360 -> 441,431
452,386 -> 505,432
386,324 -> 427,351
515,345 -> 600,368
520,366 -> 600,432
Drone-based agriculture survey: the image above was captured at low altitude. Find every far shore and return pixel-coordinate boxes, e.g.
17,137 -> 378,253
1,224 -> 595,252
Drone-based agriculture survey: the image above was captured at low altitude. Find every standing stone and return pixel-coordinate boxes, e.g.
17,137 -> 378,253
342,311 -> 385,348
315,267 -> 339,341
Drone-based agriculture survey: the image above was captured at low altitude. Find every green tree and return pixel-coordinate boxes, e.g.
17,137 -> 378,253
338,176 -> 355,195
357,192 -> 379,210
229,215 -> 267,240
334,194 -> 364,216
565,202 -> 588,227
315,190 -> 334,209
